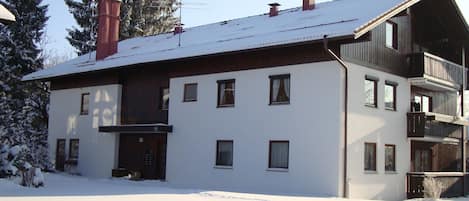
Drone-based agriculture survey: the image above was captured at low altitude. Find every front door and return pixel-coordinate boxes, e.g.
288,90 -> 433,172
55,139 -> 66,171
119,134 -> 167,180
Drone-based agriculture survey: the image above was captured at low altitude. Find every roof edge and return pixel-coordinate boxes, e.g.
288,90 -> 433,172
354,0 -> 421,39
23,34 -> 357,82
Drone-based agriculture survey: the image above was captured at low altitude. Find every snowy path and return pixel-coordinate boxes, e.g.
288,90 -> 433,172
0,173 -> 367,201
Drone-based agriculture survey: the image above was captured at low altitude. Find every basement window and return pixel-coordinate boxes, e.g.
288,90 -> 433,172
80,93 -> 90,115
385,21 -> 398,50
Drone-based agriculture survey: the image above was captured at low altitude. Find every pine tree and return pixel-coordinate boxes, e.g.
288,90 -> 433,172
65,0 -> 178,55
119,0 -> 178,40
0,0 -> 51,171
65,0 -> 98,56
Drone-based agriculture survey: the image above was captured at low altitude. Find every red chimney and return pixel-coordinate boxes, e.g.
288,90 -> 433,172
96,0 -> 121,60
303,0 -> 315,10
269,3 -> 280,17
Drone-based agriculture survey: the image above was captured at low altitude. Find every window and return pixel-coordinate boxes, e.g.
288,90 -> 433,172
160,88 -> 169,110
269,74 -> 290,105
385,144 -> 396,172
384,81 -> 397,111
183,83 -> 198,102
413,95 -> 431,112
269,141 -> 289,169
386,21 -> 398,49
217,79 -> 235,107
364,142 -> 376,171
69,139 -> 79,160
80,93 -> 90,115
216,140 -> 233,167
365,77 -> 378,108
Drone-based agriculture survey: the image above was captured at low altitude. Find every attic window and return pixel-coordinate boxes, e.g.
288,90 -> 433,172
385,21 -> 398,50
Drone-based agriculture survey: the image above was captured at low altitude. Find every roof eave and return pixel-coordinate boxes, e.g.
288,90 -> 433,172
23,34 -> 359,82
354,0 -> 421,39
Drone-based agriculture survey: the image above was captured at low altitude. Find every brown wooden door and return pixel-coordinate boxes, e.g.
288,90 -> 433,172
55,139 -> 66,171
118,134 -> 167,180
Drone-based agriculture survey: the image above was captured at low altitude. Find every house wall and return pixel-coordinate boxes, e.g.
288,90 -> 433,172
167,61 -> 344,197
346,62 -> 411,201
48,84 -> 122,178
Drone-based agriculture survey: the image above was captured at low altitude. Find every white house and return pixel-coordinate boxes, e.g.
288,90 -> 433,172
23,0 -> 469,200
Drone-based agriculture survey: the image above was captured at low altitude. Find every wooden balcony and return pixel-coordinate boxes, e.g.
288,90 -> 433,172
407,172 -> 468,198
407,112 -> 467,138
408,52 -> 465,91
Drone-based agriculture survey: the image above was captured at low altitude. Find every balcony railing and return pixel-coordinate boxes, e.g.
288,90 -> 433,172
407,112 -> 467,138
408,52 -> 465,89
407,172 -> 467,198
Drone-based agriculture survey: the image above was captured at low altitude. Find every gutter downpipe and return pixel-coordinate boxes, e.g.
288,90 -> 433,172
323,35 -> 348,198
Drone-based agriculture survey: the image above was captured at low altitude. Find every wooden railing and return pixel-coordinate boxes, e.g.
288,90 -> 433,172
408,52 -> 465,86
407,112 -> 426,137
407,172 -> 467,199
407,112 -> 466,138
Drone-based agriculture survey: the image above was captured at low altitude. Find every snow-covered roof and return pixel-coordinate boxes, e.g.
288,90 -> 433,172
23,0 -> 412,81
0,4 -> 15,23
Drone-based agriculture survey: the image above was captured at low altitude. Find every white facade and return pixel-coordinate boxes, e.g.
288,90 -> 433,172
167,61 -> 345,196
167,61 -> 411,200
48,84 -> 122,178
346,62 -> 411,201
45,61 -> 412,200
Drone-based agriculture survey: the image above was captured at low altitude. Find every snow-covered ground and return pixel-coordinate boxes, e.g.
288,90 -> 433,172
0,173 -> 367,201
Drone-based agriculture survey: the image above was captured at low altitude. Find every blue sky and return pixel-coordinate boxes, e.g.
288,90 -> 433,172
43,0 -> 469,57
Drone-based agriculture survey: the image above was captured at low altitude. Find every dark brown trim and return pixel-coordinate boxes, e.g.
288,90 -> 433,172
269,74 -> 291,105
365,78 -> 378,108
385,144 -> 396,172
50,72 -> 119,90
69,139 -> 79,160
364,142 -> 377,171
268,140 -> 289,169
217,79 -> 235,108
183,83 -> 198,102
80,93 -> 90,115
215,140 -> 234,167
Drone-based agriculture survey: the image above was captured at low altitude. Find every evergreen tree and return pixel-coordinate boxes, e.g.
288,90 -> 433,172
0,0 -> 51,171
65,0 -> 178,55
65,0 -> 97,56
119,0 -> 178,40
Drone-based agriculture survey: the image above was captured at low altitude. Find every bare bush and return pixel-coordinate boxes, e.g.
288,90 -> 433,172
423,177 -> 444,199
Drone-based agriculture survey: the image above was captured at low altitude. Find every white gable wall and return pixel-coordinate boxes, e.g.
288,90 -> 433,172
48,84 -> 122,178
167,61 -> 344,196
346,62 -> 411,201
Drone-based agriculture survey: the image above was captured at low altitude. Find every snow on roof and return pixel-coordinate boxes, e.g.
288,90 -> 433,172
23,0 -> 407,81
0,4 -> 15,23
